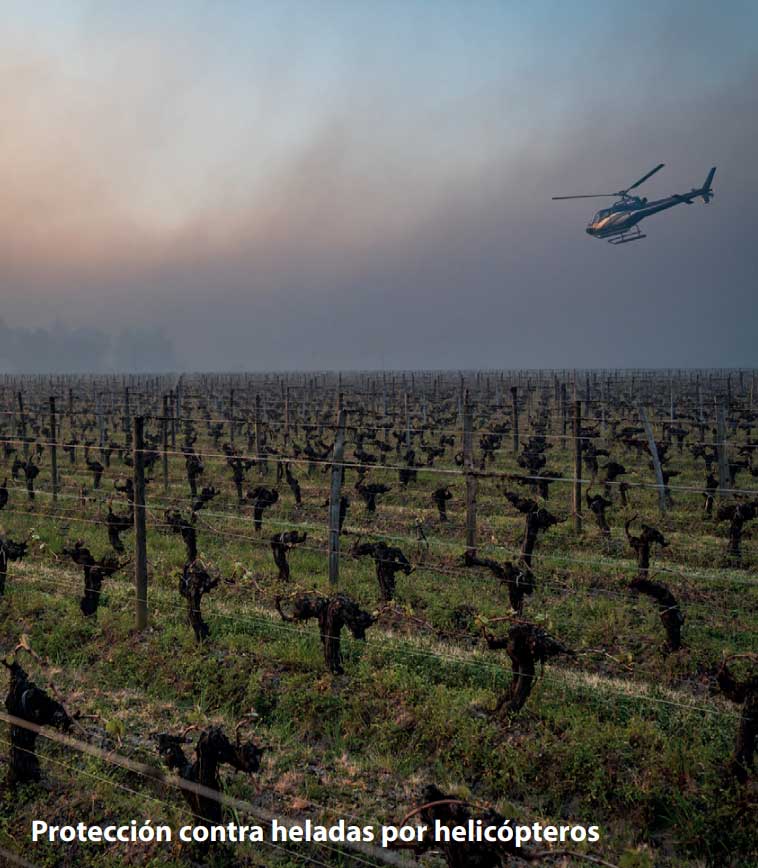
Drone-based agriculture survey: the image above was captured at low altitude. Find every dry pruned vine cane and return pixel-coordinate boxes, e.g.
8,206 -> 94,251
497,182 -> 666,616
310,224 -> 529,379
716,653 -> 758,783
482,622 -> 574,713
3,646 -> 73,786
156,726 -> 264,851
275,591 -> 377,674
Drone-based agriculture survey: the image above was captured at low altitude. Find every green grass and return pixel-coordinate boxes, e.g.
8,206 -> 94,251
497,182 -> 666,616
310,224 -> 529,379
0,410 -> 756,868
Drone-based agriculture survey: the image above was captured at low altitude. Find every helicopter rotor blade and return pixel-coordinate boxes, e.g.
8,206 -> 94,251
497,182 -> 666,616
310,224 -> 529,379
622,163 -> 664,194
551,194 -> 616,200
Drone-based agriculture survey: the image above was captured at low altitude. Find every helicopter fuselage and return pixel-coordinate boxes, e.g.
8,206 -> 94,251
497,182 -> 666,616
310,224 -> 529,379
586,194 -> 697,239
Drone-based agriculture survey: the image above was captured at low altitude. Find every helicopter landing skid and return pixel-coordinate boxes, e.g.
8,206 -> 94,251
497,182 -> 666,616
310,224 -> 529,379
606,225 -> 646,245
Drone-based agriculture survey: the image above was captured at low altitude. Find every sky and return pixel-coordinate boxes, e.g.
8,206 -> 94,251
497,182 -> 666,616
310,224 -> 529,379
1,0 -> 756,371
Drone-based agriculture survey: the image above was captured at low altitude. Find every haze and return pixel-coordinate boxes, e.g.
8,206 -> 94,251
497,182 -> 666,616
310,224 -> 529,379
1,0 -> 756,372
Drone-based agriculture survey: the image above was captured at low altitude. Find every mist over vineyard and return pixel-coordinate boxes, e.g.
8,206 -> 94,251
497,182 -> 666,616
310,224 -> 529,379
0,320 -> 177,374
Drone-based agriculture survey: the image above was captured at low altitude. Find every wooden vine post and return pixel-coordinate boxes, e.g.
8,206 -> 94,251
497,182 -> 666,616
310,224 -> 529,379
229,388 -> 235,449
638,404 -> 667,514
170,389 -> 177,448
124,387 -> 131,449
572,399 -> 583,533
561,382 -> 568,441
716,400 -> 729,496
133,416 -> 148,630
463,389 -> 477,556
17,391 -> 28,457
284,386 -> 291,447
161,394 -> 169,494
96,390 -> 106,449
511,385 -> 519,453
328,408 -> 347,586
255,394 -> 265,475
696,377 -> 705,442
175,377 -> 182,427
49,397 -> 58,503
67,386 -> 74,442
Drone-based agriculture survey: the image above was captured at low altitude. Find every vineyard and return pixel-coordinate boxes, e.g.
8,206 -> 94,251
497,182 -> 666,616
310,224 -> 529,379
0,370 -> 756,868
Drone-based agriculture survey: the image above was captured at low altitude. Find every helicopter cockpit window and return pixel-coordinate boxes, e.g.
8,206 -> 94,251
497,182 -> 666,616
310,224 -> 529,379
589,208 -> 612,227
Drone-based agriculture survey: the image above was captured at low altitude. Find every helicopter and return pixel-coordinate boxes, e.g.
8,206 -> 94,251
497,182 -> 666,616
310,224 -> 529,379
552,164 -> 716,244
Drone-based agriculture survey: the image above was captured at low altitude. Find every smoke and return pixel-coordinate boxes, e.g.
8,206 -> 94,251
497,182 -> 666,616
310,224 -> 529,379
0,1 -> 756,370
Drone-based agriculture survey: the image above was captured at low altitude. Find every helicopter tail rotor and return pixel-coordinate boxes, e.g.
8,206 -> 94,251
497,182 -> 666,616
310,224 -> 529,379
701,167 -> 716,203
